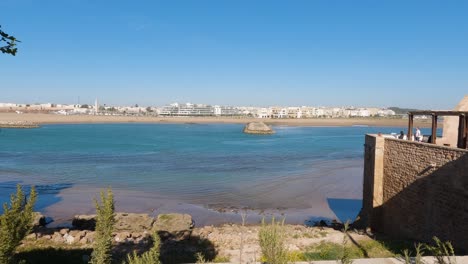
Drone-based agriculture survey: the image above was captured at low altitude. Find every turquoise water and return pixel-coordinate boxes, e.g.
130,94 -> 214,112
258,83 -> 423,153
0,124 -> 426,224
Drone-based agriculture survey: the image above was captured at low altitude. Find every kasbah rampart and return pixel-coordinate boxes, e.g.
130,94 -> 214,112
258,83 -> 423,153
359,95 -> 468,251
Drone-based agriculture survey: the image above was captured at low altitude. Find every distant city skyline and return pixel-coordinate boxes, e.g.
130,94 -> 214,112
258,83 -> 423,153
0,101 -> 399,119
0,99 -> 441,109
1,1 -> 467,109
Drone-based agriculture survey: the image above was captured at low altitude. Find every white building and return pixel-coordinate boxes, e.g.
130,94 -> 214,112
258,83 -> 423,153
160,103 -> 214,116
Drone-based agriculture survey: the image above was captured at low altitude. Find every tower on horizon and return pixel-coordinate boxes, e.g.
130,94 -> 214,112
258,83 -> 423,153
95,98 -> 99,114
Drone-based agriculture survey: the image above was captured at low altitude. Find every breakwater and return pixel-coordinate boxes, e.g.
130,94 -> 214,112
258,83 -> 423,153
0,121 -> 39,128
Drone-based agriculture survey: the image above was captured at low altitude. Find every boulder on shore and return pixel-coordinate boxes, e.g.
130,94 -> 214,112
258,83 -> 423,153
153,213 -> 194,241
32,212 -> 53,227
71,212 -> 194,241
243,122 -> 274,135
72,213 -> 155,232
72,214 -> 96,230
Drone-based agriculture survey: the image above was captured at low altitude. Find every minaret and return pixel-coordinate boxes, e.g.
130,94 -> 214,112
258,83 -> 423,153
95,98 -> 99,114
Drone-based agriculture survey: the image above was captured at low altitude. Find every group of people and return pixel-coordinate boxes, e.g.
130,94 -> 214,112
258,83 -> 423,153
398,127 -> 423,142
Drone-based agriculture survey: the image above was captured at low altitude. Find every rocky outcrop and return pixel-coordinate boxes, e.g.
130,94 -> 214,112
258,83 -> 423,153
72,214 -> 96,230
27,213 -> 193,247
71,212 -> 193,241
0,121 -> 39,128
72,213 -> 155,232
153,213 -> 194,241
114,213 -> 155,232
32,212 -> 47,227
243,122 -> 274,135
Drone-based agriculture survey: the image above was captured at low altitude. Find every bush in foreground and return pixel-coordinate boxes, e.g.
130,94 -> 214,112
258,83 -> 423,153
259,217 -> 289,264
90,188 -> 115,264
124,231 -> 161,264
0,184 -> 37,264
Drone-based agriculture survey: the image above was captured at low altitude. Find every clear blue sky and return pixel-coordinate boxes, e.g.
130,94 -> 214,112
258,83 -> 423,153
1,0 -> 467,108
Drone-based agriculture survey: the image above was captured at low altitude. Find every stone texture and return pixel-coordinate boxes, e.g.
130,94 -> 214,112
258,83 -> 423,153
72,213 -> 154,232
32,212 -> 48,227
79,237 -> 88,245
64,233 -> 75,244
114,213 -> 155,232
72,214 -> 96,230
243,122 -> 274,135
0,121 -> 39,128
114,231 -> 131,243
25,233 -> 37,240
52,232 -> 63,243
362,135 -> 468,250
153,213 -> 194,241
84,232 -> 95,243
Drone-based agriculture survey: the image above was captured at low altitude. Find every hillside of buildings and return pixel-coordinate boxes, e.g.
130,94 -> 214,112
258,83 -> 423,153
0,101 -> 398,119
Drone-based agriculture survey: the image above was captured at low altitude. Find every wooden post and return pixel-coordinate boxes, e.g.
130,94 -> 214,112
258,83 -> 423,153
457,115 -> 465,148
408,114 -> 413,140
431,114 -> 438,144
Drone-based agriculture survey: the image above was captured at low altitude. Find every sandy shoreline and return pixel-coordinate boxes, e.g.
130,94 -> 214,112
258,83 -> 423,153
0,112 -> 433,127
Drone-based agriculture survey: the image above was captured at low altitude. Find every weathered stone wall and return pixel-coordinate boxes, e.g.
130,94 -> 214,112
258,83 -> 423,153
362,135 -> 468,250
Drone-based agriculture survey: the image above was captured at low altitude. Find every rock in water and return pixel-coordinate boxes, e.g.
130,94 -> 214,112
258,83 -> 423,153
243,122 -> 274,135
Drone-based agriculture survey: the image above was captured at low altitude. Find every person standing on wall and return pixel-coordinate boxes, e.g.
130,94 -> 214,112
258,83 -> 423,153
415,127 -> 422,142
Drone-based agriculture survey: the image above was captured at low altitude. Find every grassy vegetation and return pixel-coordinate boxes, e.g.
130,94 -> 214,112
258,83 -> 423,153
258,217 -> 289,264
301,239 -> 396,261
90,188 -> 115,264
123,231 -> 160,264
213,256 -> 230,262
0,184 -> 37,264
403,243 -> 424,264
302,241 -> 363,261
425,237 -> 456,264
340,222 -> 353,264
2,186 -> 458,264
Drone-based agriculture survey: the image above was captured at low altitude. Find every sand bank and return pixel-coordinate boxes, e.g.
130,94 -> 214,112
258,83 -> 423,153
0,112 -> 433,127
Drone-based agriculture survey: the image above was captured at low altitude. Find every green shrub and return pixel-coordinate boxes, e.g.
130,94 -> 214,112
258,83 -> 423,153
0,184 -> 37,264
303,242 -> 345,260
403,243 -> 424,264
302,241 -> 366,261
425,237 -> 456,264
258,217 -> 289,264
124,231 -> 160,264
90,188 -> 115,264
195,252 -> 207,263
340,221 -> 353,264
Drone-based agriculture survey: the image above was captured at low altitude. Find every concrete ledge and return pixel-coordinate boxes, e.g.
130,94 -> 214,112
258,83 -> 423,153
195,256 -> 468,263
384,136 -> 468,153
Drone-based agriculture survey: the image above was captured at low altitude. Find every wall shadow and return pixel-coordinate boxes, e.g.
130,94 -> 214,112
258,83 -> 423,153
0,181 -> 73,216
159,235 -> 217,263
16,234 -> 217,264
327,198 -> 362,224
15,248 -> 92,264
111,234 -> 217,263
372,151 -> 468,252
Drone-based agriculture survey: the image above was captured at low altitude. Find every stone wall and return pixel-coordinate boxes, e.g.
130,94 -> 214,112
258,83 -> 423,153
362,135 -> 468,250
